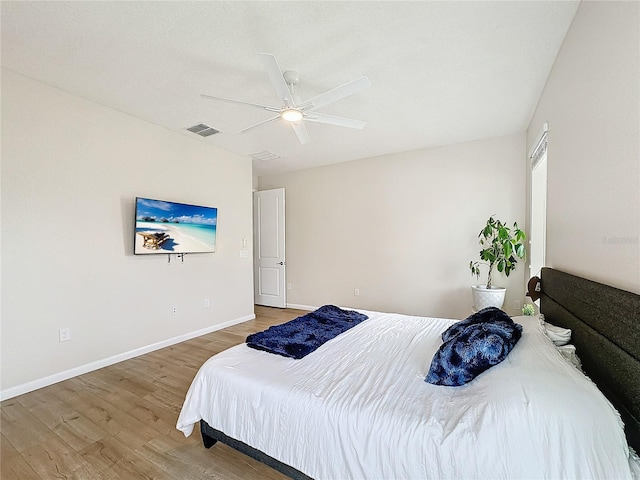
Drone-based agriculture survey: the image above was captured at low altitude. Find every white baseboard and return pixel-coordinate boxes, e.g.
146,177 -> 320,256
0,313 -> 255,401
286,303 -> 317,311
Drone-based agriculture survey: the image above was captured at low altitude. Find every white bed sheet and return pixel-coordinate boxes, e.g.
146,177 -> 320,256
177,310 -> 634,479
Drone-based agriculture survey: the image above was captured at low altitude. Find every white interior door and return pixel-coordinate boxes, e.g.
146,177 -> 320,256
253,188 -> 286,307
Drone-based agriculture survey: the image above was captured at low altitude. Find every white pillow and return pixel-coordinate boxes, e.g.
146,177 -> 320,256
544,322 -> 572,346
557,344 -> 582,370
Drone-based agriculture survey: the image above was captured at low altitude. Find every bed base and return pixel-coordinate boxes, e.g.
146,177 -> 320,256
200,420 -> 312,480
538,268 -> 640,451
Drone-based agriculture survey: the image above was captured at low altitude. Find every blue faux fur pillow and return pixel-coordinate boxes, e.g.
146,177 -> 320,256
425,308 -> 522,386
441,306 -> 513,342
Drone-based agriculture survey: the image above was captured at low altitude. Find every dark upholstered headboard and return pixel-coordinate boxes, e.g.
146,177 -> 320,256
537,268 -> 640,451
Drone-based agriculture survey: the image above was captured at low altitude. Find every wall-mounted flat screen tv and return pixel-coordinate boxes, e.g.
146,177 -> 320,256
134,197 -> 217,255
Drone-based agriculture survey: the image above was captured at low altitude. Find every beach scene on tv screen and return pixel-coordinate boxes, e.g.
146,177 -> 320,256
135,198 -> 217,254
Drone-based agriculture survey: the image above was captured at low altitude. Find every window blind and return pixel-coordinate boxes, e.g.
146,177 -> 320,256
529,123 -> 548,169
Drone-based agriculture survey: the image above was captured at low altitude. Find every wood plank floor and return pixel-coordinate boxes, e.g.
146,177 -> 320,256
1,306 -> 308,480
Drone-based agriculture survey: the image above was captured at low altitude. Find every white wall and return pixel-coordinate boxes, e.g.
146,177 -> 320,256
527,1 -> 640,293
259,133 -> 526,319
1,70 -> 255,397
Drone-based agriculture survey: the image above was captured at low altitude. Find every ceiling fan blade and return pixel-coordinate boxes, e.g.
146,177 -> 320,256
238,115 -> 281,133
302,76 -> 371,111
259,53 -> 293,106
291,121 -> 310,144
304,113 -> 366,129
201,93 -> 278,112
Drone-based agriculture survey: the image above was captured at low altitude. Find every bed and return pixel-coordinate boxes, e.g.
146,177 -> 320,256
177,268 -> 640,479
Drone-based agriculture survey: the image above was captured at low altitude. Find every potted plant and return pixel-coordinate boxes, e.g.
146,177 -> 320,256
469,216 -> 526,311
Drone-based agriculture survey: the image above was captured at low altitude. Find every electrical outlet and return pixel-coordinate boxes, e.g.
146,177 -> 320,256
354,288 -> 360,296
204,298 -> 210,308
59,328 -> 71,342
172,306 -> 177,315
287,283 -> 292,290
514,300 -> 522,311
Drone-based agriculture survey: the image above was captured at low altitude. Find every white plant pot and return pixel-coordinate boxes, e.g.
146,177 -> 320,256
471,285 -> 507,311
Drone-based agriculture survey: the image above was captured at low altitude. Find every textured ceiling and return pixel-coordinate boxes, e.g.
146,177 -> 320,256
1,1 -> 579,177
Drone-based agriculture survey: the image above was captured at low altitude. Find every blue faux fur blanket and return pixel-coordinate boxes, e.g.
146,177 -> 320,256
246,305 -> 369,359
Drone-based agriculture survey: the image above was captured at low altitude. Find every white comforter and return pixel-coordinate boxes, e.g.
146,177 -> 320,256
177,310 -> 634,479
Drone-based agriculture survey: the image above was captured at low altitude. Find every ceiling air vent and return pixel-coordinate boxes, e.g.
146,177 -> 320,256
187,123 -> 219,137
250,151 -> 280,162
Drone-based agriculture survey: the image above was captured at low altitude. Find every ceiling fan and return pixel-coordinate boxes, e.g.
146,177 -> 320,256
201,53 -> 371,144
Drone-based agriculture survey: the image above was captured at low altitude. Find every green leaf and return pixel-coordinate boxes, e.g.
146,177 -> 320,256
481,250 -> 495,262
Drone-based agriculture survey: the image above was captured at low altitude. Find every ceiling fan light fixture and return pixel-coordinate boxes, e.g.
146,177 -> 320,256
281,108 -> 303,122
201,53 -> 371,144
